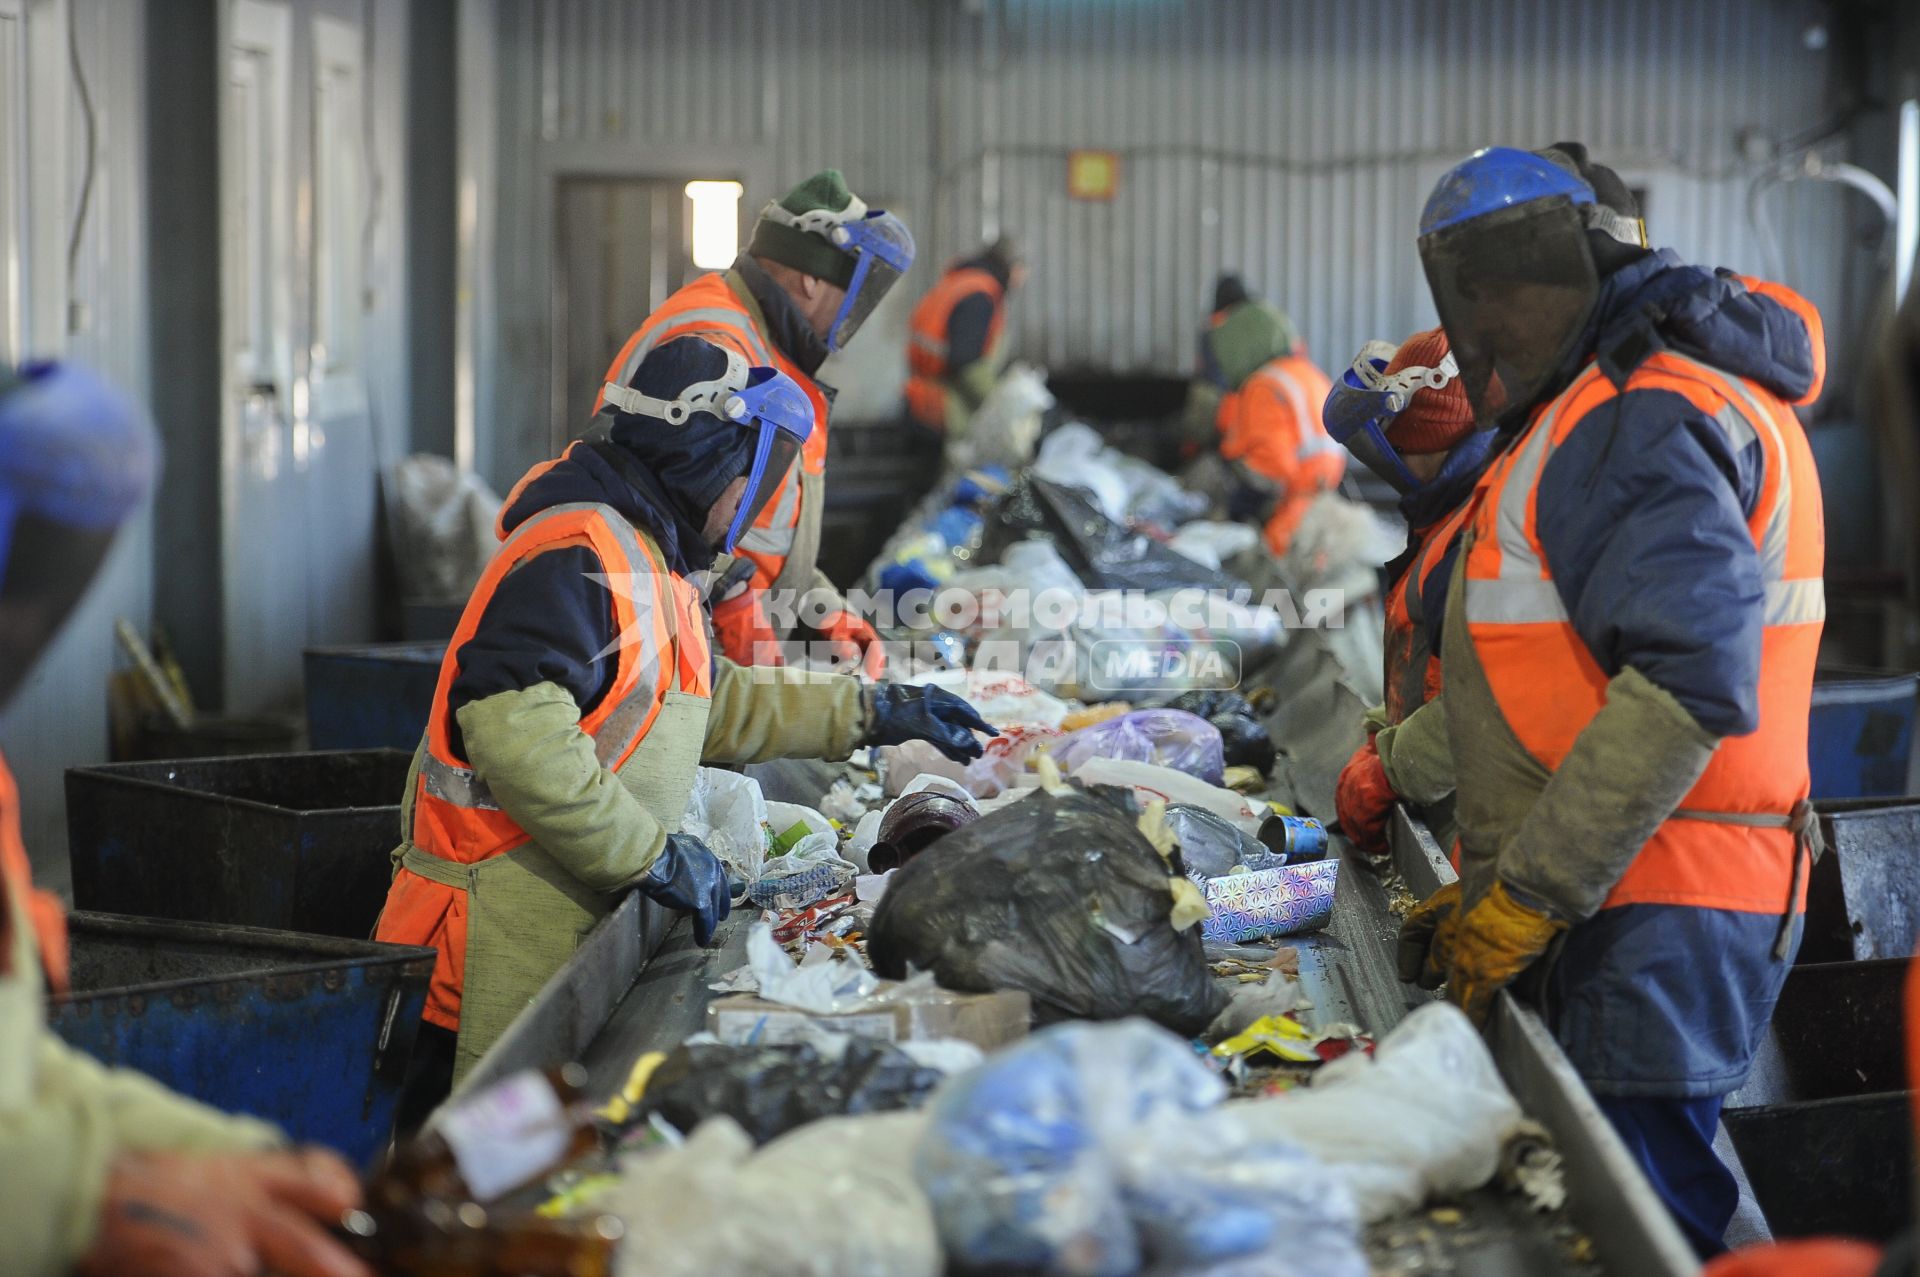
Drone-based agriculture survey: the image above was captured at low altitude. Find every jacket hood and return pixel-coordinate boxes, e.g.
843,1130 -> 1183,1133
734,254 -> 829,377
497,442 -> 708,578
1585,249 -> 1823,405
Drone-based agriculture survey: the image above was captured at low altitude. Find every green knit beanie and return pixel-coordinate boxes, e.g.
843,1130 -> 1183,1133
747,169 -> 860,288
1206,301 -> 1300,389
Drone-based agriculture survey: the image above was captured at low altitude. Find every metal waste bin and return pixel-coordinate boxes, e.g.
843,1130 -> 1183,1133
1724,959 -> 1913,1242
1799,797 -> 1920,963
1809,666 -> 1919,800
67,750 -> 411,939
49,912 -> 433,1166
304,643 -> 444,751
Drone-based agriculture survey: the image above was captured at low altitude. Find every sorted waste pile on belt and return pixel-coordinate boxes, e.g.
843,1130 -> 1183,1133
549,1004 -> 1546,1277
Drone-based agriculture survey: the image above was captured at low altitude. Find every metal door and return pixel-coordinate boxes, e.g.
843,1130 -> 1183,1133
221,0 -> 374,712
222,0 -> 303,712
549,175 -> 700,454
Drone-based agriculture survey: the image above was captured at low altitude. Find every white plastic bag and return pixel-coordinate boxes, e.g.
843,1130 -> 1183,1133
385,454 -> 503,601
678,767 -> 770,884
916,1018 -> 1365,1277
1167,521 -> 1260,571
744,922 -> 877,1014
600,1113 -> 942,1277
1222,1001 -> 1525,1222
956,363 -> 1054,469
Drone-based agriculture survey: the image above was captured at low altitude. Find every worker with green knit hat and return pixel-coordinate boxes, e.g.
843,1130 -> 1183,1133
595,169 -> 914,675
1199,280 -> 1346,558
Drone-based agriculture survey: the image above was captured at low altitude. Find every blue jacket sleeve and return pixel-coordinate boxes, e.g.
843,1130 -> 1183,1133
445,545 -> 618,760
945,291 -> 998,371
1420,536 -> 1463,661
1534,387 -> 1767,737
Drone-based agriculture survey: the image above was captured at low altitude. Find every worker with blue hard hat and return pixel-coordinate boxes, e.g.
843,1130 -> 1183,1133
0,363 -> 373,1277
1396,142 -> 1829,1258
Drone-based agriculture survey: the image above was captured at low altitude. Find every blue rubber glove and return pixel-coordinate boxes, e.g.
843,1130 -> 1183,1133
639,833 -> 732,945
863,684 -> 998,763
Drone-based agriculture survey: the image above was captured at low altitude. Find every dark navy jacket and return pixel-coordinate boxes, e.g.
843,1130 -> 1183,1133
443,446 -> 702,762
1481,251 -> 1823,1098
944,255 -> 1013,371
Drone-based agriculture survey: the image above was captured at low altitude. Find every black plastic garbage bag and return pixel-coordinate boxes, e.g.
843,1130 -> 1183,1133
634,1039 -> 944,1145
1164,689 -> 1277,776
980,476 -> 1249,595
868,789 -> 1227,1036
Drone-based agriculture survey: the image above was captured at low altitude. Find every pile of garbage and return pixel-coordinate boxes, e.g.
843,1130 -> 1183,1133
571,1004 -> 1537,1277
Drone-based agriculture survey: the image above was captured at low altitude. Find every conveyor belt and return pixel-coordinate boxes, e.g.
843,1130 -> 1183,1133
460,720 -> 1697,1276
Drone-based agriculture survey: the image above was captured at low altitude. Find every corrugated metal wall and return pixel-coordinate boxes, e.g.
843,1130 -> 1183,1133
934,0 -> 1856,381
475,0 -> 1864,482
474,0 -> 934,488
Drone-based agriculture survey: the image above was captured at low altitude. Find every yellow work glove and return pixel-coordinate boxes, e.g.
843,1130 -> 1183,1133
1395,881 -> 1463,989
1443,881 -> 1569,1027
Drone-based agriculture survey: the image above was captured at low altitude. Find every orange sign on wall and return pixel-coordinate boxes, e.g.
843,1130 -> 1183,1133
1067,150 -> 1121,201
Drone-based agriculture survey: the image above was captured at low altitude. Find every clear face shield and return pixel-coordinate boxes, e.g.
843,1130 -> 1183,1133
599,349 -> 815,554
1323,341 -> 1461,495
759,197 -> 916,352
1418,197 -> 1600,430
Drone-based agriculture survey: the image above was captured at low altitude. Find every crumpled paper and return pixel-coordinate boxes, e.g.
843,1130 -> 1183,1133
746,922 -> 878,1015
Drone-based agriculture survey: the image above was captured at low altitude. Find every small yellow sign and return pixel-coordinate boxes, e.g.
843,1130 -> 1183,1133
1067,150 -> 1120,201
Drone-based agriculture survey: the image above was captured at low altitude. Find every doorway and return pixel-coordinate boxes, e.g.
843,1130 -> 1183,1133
548,174 -> 743,453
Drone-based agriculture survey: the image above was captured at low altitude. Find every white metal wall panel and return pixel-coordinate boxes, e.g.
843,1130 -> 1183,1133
477,0 -> 1863,484
0,0 -> 153,882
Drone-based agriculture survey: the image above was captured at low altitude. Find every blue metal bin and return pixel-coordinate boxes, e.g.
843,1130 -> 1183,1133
304,642 -> 445,751
48,912 -> 434,1167
1809,667 -> 1919,800
67,749 -> 412,939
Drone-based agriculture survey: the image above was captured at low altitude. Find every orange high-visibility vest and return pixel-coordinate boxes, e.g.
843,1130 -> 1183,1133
375,492 -> 712,1030
594,273 -> 830,613
1217,352 -> 1344,555
1383,502 -> 1472,724
1459,348 -> 1825,915
906,267 -> 1005,428
0,754 -> 67,993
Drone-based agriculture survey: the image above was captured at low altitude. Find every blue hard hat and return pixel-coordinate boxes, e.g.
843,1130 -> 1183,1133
1418,147 -> 1596,239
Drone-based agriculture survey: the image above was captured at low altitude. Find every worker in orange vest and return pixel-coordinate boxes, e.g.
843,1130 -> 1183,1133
906,236 -> 1025,438
1396,144 -> 1826,1259
1326,328 -> 1493,859
380,336 -> 993,1124
597,170 -> 913,675
1199,283 -> 1345,557
0,363 -> 370,1277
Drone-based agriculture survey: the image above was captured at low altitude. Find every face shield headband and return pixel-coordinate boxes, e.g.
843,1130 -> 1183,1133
601,349 -> 815,554
1323,341 -> 1461,495
758,196 -> 916,351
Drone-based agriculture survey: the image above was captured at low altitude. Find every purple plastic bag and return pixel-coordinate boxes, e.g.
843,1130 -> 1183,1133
1051,709 -> 1226,785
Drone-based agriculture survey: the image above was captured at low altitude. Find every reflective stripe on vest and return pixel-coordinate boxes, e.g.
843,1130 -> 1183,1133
1460,350 -> 1826,915
1252,362 -> 1342,460
410,502 -> 674,862
907,267 -> 1005,380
